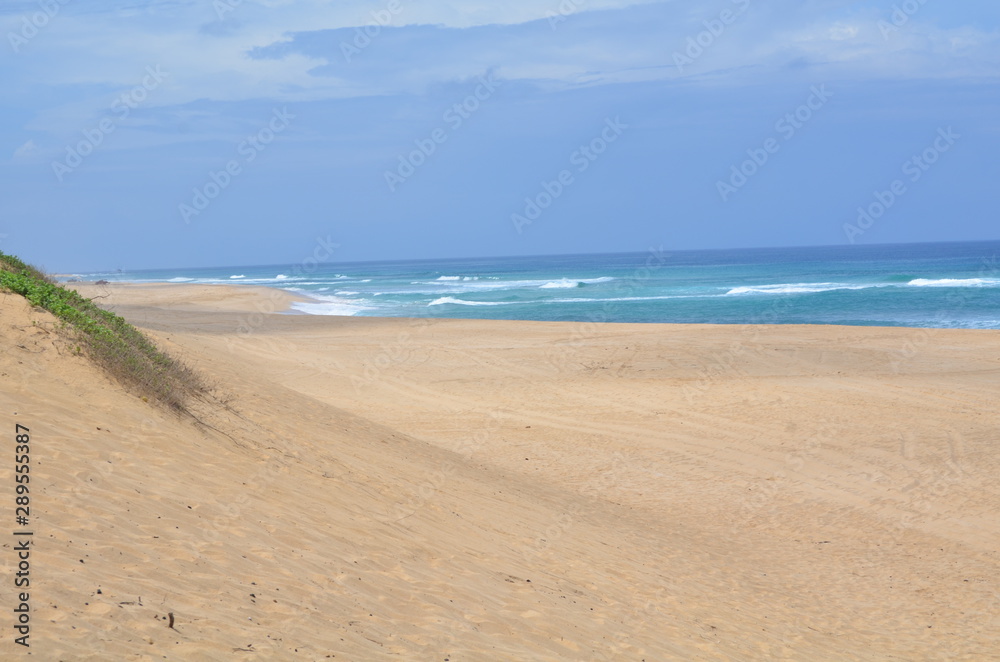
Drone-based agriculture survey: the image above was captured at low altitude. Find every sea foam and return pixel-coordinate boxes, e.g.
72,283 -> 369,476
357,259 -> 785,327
907,278 -> 999,288
289,294 -> 370,316
725,282 -> 865,296
428,297 -> 513,306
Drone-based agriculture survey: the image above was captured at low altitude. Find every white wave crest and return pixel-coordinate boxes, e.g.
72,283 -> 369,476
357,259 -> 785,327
540,279 -> 580,289
725,282 -> 862,296
290,294 -> 370,316
907,278 -> 999,288
414,276 -> 615,293
427,297 -> 512,306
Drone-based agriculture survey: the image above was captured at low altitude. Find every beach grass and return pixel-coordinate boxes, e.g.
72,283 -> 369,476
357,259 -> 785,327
0,250 -> 202,411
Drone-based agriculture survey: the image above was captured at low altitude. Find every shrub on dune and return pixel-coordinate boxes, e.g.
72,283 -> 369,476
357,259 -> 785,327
0,250 -> 202,412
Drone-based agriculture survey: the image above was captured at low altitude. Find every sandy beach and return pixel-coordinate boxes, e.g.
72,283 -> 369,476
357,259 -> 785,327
1,281 -> 997,660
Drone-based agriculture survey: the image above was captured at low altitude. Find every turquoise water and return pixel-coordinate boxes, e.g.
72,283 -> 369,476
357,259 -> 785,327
67,241 -> 1000,329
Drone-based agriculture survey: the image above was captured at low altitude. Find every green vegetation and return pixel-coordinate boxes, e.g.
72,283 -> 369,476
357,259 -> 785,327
0,250 -> 201,411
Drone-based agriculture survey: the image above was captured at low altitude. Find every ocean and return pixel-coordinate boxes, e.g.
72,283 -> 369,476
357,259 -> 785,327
65,241 -> 1000,329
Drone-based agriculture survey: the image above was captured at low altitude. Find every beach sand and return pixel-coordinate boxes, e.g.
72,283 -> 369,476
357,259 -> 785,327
1,281 -> 997,660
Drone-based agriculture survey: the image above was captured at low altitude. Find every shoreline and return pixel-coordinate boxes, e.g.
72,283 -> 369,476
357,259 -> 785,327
66,280 -> 1000,333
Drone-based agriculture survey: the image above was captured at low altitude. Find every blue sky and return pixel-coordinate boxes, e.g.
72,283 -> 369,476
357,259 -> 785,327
1,0 -> 998,271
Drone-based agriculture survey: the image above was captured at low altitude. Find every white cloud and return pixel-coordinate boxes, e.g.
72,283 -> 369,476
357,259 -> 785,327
5,0 -> 999,135
759,19 -> 1000,80
219,0 -> 662,30
12,140 -> 37,160
828,22 -> 858,40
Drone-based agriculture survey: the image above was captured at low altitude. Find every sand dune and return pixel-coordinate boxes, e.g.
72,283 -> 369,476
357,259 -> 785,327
0,282 -> 997,660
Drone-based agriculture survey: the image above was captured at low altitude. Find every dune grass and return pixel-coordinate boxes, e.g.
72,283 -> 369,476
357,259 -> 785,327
0,250 -> 202,411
